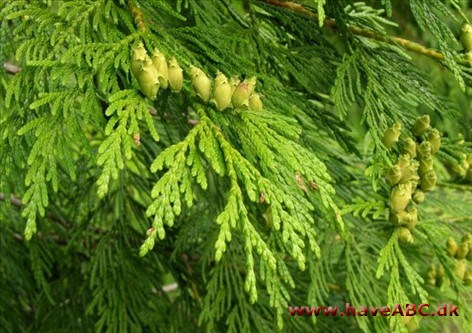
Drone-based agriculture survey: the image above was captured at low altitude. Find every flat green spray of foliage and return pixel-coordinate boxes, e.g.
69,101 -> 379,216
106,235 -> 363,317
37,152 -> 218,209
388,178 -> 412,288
1,0 -> 472,332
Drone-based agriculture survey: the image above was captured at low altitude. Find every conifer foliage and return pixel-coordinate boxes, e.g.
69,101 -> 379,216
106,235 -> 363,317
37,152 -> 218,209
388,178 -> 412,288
1,1 -> 472,332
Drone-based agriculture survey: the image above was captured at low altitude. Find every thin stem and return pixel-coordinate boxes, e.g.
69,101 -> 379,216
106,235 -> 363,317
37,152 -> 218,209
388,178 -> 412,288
261,0 -> 468,65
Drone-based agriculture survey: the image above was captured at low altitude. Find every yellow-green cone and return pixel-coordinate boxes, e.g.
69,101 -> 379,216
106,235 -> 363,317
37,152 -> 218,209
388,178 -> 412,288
399,161 -> 418,184
413,115 -> 430,136
446,237 -> 458,257
420,170 -> 437,192
138,58 -> 160,99
232,82 -> 251,108
389,210 -> 410,226
416,141 -> 432,160
405,206 -> 418,230
190,66 -> 211,102
244,76 -> 257,95
436,264 -> 445,278
456,242 -> 469,259
402,138 -> 417,158
151,48 -> 168,89
460,23 -> 472,52
131,42 -> 147,77
389,183 -> 413,213
418,156 -> 433,176
454,259 -> 467,280
398,227 -> 414,244
464,269 -> 472,286
412,190 -> 425,204
167,57 -> 183,93
249,94 -> 263,112
386,165 -> 402,185
213,72 -> 232,111
382,123 -> 401,149
427,129 -> 441,154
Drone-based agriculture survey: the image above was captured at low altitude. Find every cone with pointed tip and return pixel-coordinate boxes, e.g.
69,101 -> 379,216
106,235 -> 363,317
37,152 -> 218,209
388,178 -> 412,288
464,269 -> 472,286
405,206 -> 418,230
389,183 -> 413,213
213,72 -> 231,111
402,138 -> 417,158
420,170 -> 437,192
446,237 -> 458,257
138,58 -> 159,99
412,190 -> 425,204
416,141 -> 432,160
249,93 -> 263,112
413,115 -> 430,136
427,129 -> 441,154
454,259 -> 467,280
398,227 -> 414,244
386,165 -> 402,185
131,42 -> 147,77
382,123 -> 401,149
389,210 -> 410,226
399,161 -> 418,184
460,23 -> 472,52
232,82 -> 251,108
151,48 -> 168,89
456,242 -> 469,259
418,156 -> 433,176
190,66 -> 211,102
245,76 -> 257,94
167,57 -> 183,92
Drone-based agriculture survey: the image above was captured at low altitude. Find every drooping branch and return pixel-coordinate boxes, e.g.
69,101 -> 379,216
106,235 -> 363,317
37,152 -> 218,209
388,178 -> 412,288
261,0 -> 468,65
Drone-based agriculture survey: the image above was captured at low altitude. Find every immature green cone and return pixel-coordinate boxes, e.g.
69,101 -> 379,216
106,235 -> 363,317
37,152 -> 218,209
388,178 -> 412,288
213,72 -> 231,111
436,264 -> 445,278
167,57 -> 183,92
446,237 -> 458,257
416,141 -> 432,160
426,265 -> 436,279
456,242 -> 469,259
399,161 -> 419,184
412,190 -> 425,204
151,49 -> 168,89
389,183 -> 413,213
398,227 -> 414,244
389,210 -> 410,226
460,23 -> 472,52
454,259 -> 467,280
232,82 -> 251,108
413,115 -> 430,136
244,76 -> 257,95
462,233 -> 472,247
382,122 -> 401,149
138,58 -> 159,99
249,94 -> 263,112
420,170 -> 437,192
402,138 -> 417,158
405,206 -> 418,230
190,66 -> 211,102
131,42 -> 147,77
418,156 -> 434,176
386,165 -> 402,185
427,129 -> 441,154
229,76 -> 240,95
464,269 -> 472,286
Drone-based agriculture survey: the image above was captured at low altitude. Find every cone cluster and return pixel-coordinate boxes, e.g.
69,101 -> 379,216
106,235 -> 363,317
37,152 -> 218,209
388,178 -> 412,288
384,116 -> 442,244
131,43 -> 183,99
461,23 -> 472,64
448,151 -> 472,181
446,233 -> 472,285
189,67 -> 263,112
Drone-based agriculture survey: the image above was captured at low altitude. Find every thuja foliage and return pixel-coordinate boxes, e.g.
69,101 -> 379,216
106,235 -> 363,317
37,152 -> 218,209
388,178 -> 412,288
1,0 -> 472,332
